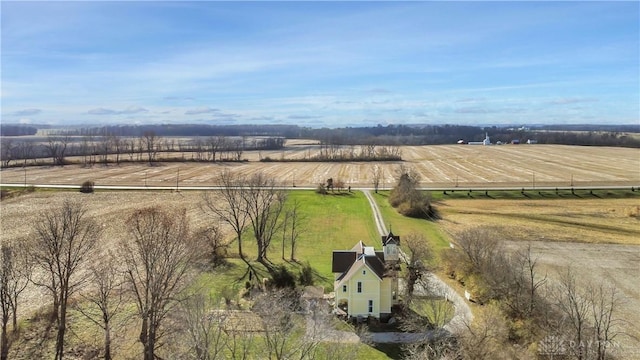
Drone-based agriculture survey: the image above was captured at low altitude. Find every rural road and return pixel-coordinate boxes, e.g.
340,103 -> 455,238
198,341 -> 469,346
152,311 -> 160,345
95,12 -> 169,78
1,183 -> 636,192
361,190 -> 473,343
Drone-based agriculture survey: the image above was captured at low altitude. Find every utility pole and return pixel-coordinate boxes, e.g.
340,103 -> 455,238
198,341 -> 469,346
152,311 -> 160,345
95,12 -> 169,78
176,168 -> 180,191
532,171 -> 535,190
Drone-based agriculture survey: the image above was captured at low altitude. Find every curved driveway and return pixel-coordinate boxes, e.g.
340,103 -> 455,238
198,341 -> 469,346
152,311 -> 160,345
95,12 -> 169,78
362,190 -> 473,342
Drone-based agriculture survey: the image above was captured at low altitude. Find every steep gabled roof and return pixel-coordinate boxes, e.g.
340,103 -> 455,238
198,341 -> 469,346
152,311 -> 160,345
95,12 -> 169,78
332,251 -> 357,273
333,241 -> 390,290
364,254 -> 385,279
351,241 -> 367,253
382,230 -> 400,246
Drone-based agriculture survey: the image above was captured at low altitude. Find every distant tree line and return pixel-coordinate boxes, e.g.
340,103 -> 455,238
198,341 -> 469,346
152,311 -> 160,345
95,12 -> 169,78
261,143 -> 402,162
56,124 -> 640,147
55,124 -> 303,138
0,132 -> 285,168
0,125 -> 38,136
3,123 -> 638,149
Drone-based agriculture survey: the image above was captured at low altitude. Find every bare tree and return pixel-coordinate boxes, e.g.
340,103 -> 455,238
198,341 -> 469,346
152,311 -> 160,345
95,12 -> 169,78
0,138 -> 15,168
452,227 -> 502,277
202,170 -> 249,261
141,131 -> 159,164
177,293 -> 228,360
29,199 -> 101,360
372,165 -> 382,193
195,225 -> 229,267
588,282 -> 621,360
203,172 -> 286,269
17,141 -> 34,167
243,173 -> 287,266
80,134 -> 93,167
458,304 -> 510,360
253,289 -> 326,360
123,138 -> 135,161
405,339 -> 460,360
1,241 -> 32,360
45,134 -> 70,166
73,252 -> 125,360
505,244 -> 547,318
555,267 -> 591,360
120,206 -> 197,360
207,136 -> 221,162
403,233 -> 433,302
224,312 -> 255,360
110,132 -> 122,165
98,129 -> 112,165
286,199 -> 304,261
232,138 -> 243,161
192,137 -> 204,161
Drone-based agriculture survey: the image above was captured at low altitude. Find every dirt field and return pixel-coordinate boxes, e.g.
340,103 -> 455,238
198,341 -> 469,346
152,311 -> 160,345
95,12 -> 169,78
1,143 -> 638,188
0,191 -> 215,317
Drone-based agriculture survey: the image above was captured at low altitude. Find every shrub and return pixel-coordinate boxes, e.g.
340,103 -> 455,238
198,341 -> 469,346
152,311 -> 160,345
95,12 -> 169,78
315,183 -> 327,195
298,262 -> 314,286
269,265 -> 296,289
79,180 -> 95,193
390,171 -> 437,219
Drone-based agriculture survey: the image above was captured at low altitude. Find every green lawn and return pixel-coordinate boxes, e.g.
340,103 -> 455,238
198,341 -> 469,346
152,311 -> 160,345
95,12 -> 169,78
201,190 -> 378,291
267,190 -> 380,289
372,191 -> 450,257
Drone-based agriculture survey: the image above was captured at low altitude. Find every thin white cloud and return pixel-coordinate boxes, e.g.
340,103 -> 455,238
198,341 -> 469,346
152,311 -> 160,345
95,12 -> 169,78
11,108 -> 42,116
288,115 -> 323,120
548,98 -> 599,105
88,106 -> 148,115
88,108 -> 118,115
185,107 -> 220,115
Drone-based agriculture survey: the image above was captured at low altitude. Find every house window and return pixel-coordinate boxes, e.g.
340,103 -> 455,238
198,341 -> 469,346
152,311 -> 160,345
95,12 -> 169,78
368,300 -> 373,313
357,282 -> 362,293
342,285 -> 347,292
362,270 -> 366,275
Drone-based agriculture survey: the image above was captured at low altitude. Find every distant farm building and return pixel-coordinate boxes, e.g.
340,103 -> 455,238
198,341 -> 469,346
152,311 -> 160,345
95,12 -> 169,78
468,133 -> 491,146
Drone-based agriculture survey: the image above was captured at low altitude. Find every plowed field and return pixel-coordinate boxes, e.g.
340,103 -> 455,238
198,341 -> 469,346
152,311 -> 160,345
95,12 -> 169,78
1,143 -> 638,188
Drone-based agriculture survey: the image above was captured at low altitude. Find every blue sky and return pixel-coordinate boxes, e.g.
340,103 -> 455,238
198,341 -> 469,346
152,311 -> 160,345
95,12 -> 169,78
1,1 -> 638,127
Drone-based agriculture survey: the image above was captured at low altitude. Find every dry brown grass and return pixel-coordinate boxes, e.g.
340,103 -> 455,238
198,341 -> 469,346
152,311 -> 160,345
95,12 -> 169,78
438,198 -> 640,245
